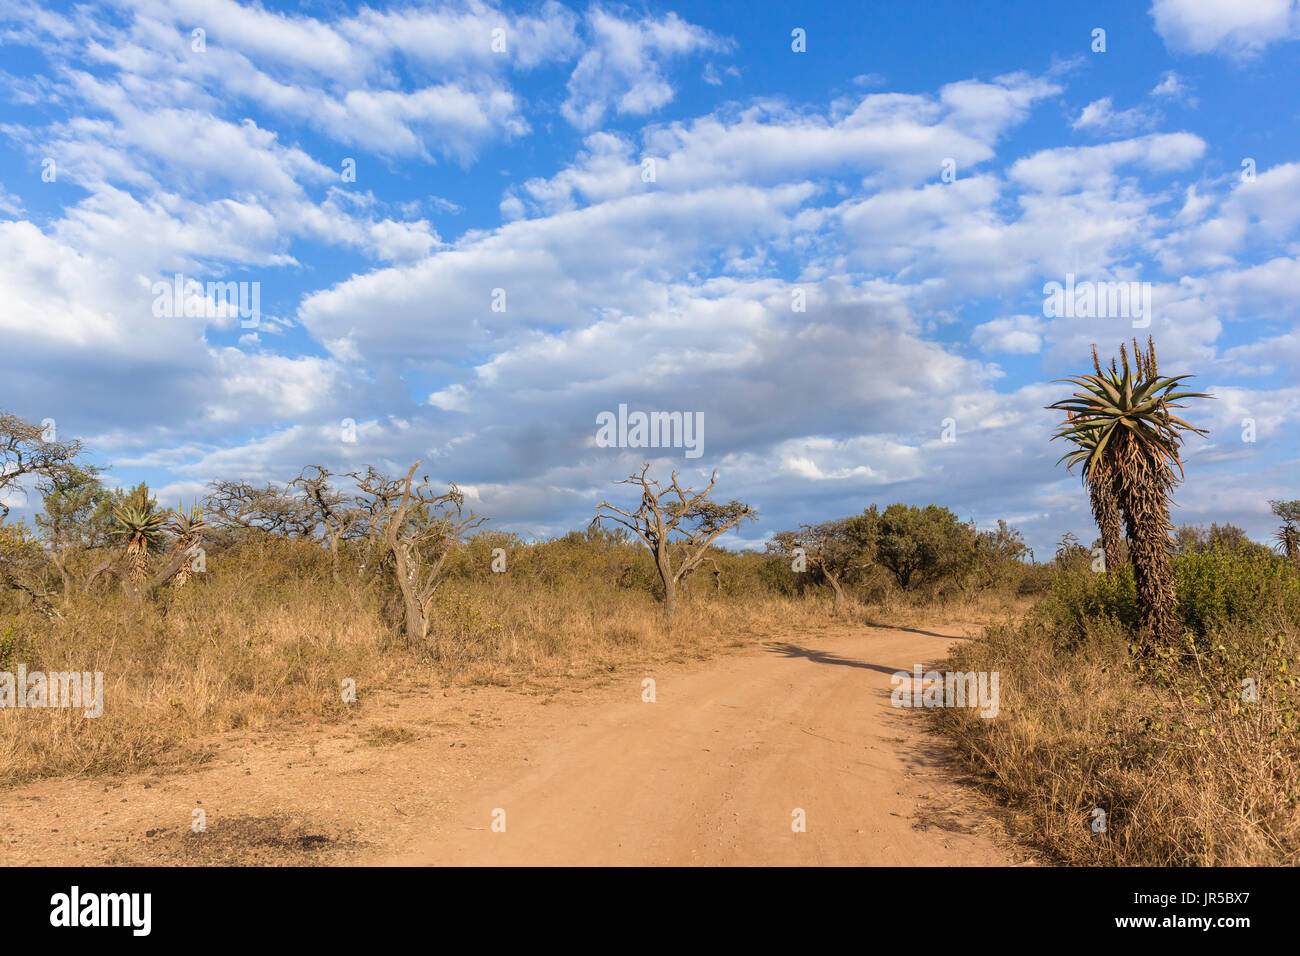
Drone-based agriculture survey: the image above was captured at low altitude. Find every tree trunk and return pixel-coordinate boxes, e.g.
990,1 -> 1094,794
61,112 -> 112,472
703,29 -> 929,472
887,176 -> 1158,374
1114,433 -> 1179,646
51,550 -> 72,597
662,581 -> 677,622
404,592 -> 428,644
828,574 -> 844,613
658,556 -> 678,623
391,549 -> 428,644
128,543 -> 149,596
171,536 -> 196,590
327,535 -> 341,583
1089,465 -> 1124,571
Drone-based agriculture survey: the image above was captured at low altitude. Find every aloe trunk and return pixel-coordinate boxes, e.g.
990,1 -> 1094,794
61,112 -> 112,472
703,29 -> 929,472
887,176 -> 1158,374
1112,429 -> 1179,644
1088,459 -> 1124,571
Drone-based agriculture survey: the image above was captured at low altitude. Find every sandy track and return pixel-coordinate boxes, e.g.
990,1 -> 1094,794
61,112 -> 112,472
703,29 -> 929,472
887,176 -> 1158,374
0,623 -> 1021,866
382,625 -> 1016,866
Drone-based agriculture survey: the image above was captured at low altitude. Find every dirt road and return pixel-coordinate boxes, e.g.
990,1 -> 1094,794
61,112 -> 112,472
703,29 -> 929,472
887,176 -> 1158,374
383,624 -> 1016,865
0,623 -> 1021,866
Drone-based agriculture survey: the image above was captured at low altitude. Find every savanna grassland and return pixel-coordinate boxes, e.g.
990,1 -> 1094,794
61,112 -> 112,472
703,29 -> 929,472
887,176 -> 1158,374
3,335 -> 1300,868
0,509 -> 1030,788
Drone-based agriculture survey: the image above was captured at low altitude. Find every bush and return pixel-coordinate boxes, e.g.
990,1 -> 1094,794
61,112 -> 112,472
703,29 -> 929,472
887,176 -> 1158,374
1174,547 -> 1300,639
871,503 -> 975,590
1034,548 -> 1300,650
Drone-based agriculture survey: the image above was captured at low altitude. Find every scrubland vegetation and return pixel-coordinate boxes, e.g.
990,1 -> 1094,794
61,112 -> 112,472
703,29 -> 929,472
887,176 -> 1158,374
2,333 -> 1298,869
939,542 -> 1300,865
0,423 -> 1030,786
940,339 -> 1300,865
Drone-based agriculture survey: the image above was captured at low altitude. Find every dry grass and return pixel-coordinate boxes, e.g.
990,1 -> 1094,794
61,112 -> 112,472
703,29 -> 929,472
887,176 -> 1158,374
933,594 -> 1300,865
0,537 -> 847,786
0,550 -> 391,784
15,525 -> 1292,868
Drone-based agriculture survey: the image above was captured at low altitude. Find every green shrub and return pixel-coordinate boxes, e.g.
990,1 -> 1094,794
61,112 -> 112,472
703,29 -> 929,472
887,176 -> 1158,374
1033,548 -> 1300,650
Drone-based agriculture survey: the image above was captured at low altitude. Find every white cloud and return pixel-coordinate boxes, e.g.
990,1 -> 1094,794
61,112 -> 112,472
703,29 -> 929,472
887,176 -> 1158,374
1150,0 -> 1300,56
973,315 -> 1044,354
1072,97 -> 1160,135
1152,70 -> 1197,106
429,384 -> 471,412
1008,133 -> 1205,194
562,8 -> 723,129
520,72 -> 1061,217
1155,162 -> 1300,271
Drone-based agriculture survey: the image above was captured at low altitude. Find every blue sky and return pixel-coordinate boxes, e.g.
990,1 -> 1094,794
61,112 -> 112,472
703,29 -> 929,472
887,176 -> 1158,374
2,0 -> 1299,554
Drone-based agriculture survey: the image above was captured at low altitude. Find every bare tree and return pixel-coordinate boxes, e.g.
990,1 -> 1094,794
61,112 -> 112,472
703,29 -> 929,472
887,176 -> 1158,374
289,465 -> 364,582
0,410 -> 83,525
768,519 -> 868,612
594,465 -> 754,622
350,465 -> 405,552
359,461 -> 486,644
204,479 -> 316,538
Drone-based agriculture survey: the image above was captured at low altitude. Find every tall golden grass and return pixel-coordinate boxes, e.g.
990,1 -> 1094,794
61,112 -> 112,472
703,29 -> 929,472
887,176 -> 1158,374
934,551 -> 1300,865
2,534 -> 917,786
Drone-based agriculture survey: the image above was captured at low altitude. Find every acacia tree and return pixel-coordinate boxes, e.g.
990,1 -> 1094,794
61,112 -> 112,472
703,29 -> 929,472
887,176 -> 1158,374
0,410 -> 83,525
0,522 -> 58,618
768,518 -> 870,612
289,465 -> 364,582
959,519 -> 1030,592
34,464 -> 116,597
0,411 -> 84,611
204,479 -> 316,539
350,464 -> 407,576
593,466 -> 754,622
1,415 -> 123,605
359,461 -> 485,644
1050,339 -> 1210,646
871,503 -> 975,590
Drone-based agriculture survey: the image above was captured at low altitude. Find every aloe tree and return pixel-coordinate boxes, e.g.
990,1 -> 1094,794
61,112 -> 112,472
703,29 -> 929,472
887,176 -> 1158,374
1057,412 -> 1125,571
1049,338 -> 1211,646
167,502 -> 209,589
1271,499 -> 1300,568
110,484 -> 166,592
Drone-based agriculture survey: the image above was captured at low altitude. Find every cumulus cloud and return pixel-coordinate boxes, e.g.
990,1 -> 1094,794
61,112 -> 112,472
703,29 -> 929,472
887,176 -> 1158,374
1151,70 -> 1197,106
1150,0 -> 1300,56
562,8 -> 724,129
1,0 -> 1298,555
972,315 -> 1045,355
